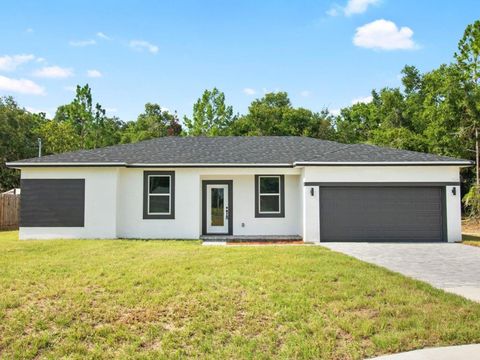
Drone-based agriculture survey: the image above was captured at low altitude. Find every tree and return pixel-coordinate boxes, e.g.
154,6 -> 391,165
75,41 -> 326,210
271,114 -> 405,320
231,92 -> 335,138
334,97 -> 379,144
233,92 -> 291,136
36,120 -> 82,154
54,84 -> 94,148
54,84 -> 124,149
121,103 -> 182,143
417,64 -> 467,158
333,65 -> 471,156
0,97 -> 44,190
184,88 -> 235,136
455,20 -> 480,186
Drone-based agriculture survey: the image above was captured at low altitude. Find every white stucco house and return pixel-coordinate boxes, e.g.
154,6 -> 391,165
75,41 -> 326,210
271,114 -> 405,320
6,136 -> 472,242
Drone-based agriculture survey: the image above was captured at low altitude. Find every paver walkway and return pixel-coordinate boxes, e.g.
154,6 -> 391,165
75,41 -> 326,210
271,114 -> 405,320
368,344 -> 480,359
321,243 -> 480,302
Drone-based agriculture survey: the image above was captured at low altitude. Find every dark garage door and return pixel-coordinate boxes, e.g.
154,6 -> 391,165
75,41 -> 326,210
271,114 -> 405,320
320,186 -> 445,242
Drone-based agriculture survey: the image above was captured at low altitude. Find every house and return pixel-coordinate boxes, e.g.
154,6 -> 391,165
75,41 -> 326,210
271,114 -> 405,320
6,136 -> 472,242
1,188 -> 21,195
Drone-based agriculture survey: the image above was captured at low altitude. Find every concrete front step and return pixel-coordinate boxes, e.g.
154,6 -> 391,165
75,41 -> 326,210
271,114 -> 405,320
201,235 -> 303,244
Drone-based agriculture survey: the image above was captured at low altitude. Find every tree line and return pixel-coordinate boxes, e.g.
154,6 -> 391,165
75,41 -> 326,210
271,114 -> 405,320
1,20 -> 480,214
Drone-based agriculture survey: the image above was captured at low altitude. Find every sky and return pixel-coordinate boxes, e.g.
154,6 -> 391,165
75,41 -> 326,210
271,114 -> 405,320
0,0 -> 479,121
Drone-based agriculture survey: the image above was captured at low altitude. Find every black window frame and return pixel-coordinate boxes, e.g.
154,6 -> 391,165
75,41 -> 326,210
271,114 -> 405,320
143,171 -> 175,219
255,175 -> 285,218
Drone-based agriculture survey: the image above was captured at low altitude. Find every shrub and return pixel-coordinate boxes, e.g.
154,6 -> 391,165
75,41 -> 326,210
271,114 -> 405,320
462,185 -> 480,218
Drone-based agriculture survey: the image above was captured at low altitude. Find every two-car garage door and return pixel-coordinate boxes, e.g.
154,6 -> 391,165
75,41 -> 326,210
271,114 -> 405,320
319,186 -> 445,242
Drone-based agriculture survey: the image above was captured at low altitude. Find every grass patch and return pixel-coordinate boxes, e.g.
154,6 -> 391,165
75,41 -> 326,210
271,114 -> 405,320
462,234 -> 480,247
1,231 -> 480,359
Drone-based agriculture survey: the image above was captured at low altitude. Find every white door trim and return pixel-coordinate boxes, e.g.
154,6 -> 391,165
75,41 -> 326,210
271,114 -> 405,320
206,184 -> 229,234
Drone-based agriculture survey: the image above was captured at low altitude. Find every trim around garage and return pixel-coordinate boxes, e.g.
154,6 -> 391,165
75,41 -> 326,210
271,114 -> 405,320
441,186 -> 448,242
318,185 -> 448,242
304,182 -> 460,187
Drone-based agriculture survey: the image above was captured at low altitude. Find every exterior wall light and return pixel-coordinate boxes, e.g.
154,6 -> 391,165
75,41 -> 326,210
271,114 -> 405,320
310,187 -> 315,196
452,187 -> 456,196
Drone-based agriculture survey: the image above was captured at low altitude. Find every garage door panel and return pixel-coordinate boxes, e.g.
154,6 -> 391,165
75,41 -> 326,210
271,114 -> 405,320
320,187 -> 444,242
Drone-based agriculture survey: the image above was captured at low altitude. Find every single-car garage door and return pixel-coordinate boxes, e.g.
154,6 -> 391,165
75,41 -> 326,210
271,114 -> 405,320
320,186 -> 445,242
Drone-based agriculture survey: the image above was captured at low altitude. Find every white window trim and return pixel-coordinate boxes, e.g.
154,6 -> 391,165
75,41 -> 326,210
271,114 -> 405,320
147,174 -> 172,215
258,175 -> 281,214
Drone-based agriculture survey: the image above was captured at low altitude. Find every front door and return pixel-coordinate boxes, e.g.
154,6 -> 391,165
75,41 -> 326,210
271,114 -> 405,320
206,184 -> 229,234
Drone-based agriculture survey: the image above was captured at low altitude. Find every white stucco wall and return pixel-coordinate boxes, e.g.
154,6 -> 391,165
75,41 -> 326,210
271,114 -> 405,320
301,166 -> 462,243
446,185 -> 462,242
116,168 -> 200,239
20,167 -> 119,239
19,167 -> 301,239
201,173 -> 301,237
303,184 -> 319,243
303,165 -> 461,183
18,165 -> 464,242
116,168 -> 301,238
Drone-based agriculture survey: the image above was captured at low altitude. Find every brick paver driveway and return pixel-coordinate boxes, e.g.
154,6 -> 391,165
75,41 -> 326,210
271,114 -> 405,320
321,243 -> 480,302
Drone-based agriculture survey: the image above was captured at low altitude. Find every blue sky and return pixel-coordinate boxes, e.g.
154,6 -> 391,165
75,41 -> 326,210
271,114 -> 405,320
0,0 -> 478,121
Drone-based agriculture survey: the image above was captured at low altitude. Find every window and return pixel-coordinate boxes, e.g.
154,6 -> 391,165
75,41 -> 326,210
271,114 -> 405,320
255,175 -> 285,218
143,171 -> 175,219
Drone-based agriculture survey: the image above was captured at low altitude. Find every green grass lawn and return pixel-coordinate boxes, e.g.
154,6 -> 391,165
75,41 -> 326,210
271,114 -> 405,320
1,231 -> 480,359
462,234 -> 480,247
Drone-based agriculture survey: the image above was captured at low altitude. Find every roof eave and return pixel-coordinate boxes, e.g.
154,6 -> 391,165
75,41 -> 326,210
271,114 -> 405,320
5,162 -> 294,168
5,162 -> 127,169
293,161 -> 474,167
6,160 -> 474,169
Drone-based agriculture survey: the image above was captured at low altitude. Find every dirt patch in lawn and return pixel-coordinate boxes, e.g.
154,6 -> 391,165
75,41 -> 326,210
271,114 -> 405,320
462,219 -> 480,246
462,218 -> 480,235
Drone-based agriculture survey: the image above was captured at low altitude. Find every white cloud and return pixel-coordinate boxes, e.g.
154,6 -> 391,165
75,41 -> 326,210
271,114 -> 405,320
69,39 -> 96,47
105,107 -> 117,114
243,88 -> 256,95
86,69 -> 102,78
64,85 -> 77,92
327,0 -> 378,17
300,90 -> 311,97
0,75 -> 45,95
36,57 -> 46,63
344,0 -> 379,16
330,108 -> 341,116
262,87 -> 281,94
26,106 -> 52,118
0,54 -> 36,72
25,28 -> 34,33
33,65 -> 73,78
326,7 -> 339,16
353,19 -> 417,50
96,32 -> 110,40
129,40 -> 159,54
351,95 -> 373,104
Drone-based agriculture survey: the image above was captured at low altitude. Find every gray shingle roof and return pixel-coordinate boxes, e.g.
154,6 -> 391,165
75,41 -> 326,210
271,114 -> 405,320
8,136 -> 472,166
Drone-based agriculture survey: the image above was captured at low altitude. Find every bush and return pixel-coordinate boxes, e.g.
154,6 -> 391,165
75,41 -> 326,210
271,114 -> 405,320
462,185 -> 480,218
